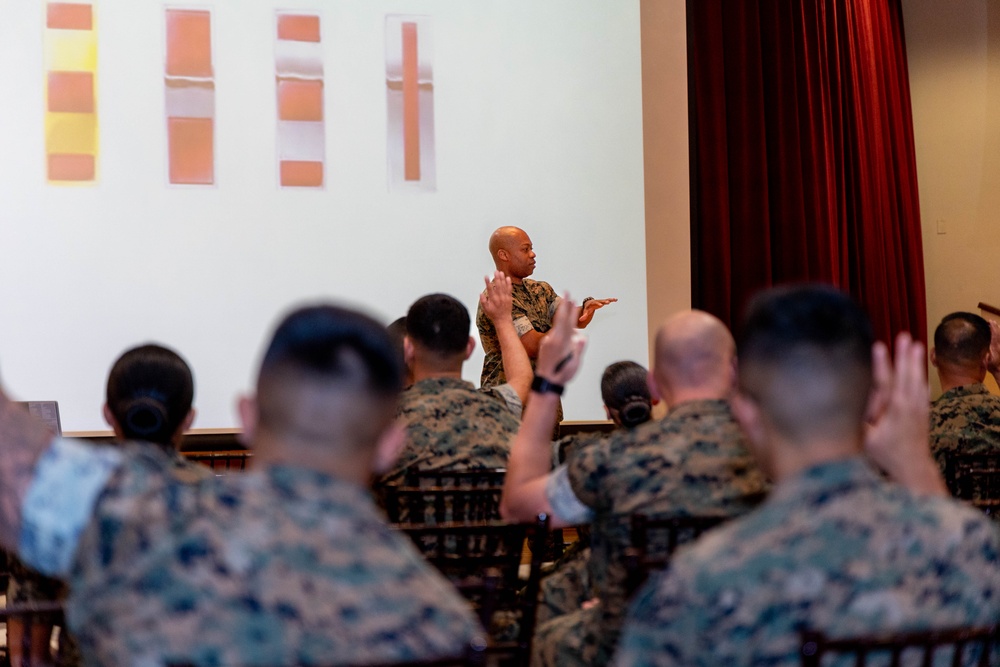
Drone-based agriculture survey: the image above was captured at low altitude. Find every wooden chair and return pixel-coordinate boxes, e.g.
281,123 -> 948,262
182,450 -> 253,474
399,514 -> 550,665
945,454 -> 1000,516
800,624 -> 999,666
623,514 -> 728,596
0,601 -> 68,667
404,469 -> 507,489
384,486 -> 503,524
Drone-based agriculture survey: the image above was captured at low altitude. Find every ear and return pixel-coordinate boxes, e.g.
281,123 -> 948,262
647,370 -> 664,403
929,348 -> 938,368
464,336 -> 476,360
372,420 -> 407,475
237,395 -> 258,446
103,404 -> 126,440
603,405 -> 612,421
497,248 -> 509,262
403,336 -> 416,367
180,408 -> 196,433
731,391 -> 764,448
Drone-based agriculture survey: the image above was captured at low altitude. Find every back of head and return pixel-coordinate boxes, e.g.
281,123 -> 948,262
738,284 -> 874,444
106,344 -> 194,448
933,312 -> 990,373
406,294 -> 470,358
256,304 -> 403,449
600,361 -> 652,429
654,310 -> 735,399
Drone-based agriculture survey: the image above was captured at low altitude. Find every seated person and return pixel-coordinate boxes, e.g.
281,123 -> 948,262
614,285 -> 1000,666
541,360 -> 654,624
502,304 -> 768,667
929,312 -> 1000,472
0,304 -> 483,666
6,343 -> 200,667
378,271 -> 532,485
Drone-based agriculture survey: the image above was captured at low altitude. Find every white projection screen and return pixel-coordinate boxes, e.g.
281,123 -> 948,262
0,0 -> 647,432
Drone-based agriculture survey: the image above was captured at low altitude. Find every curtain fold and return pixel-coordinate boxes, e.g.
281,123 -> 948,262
687,0 -> 926,343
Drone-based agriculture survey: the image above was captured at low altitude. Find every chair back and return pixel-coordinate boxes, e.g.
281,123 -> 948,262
945,454 -> 1000,516
399,514 -> 550,664
384,486 -> 503,524
182,450 -> 253,475
800,624 -> 999,667
405,469 -> 507,488
0,601 -> 67,667
623,513 -> 728,596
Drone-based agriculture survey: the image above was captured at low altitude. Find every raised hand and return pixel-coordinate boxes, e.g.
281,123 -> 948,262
479,271 -> 513,324
536,296 -> 587,386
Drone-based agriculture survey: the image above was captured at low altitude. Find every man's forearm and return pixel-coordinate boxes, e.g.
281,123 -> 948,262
0,394 -> 57,550
501,392 -> 561,522
495,318 -> 532,404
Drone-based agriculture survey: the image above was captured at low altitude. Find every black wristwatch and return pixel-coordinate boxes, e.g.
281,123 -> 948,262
531,375 -> 564,396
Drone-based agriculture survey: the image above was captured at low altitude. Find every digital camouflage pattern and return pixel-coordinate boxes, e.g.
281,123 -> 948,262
477,278 -> 559,388
378,376 -> 522,485
613,457 -> 1000,667
63,444 -> 483,667
534,399 -> 769,667
537,546 -> 591,624
930,383 -> 1000,471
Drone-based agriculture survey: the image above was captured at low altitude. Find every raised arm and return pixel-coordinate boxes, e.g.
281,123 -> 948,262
480,271 -> 533,405
0,388 -> 61,549
863,332 -> 947,497
500,298 -> 586,527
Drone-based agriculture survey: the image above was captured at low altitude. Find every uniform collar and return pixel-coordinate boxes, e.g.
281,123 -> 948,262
665,398 -> 733,420
407,376 -> 475,393
767,456 -> 879,506
936,383 -> 991,402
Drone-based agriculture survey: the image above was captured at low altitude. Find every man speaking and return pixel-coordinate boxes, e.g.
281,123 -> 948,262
476,226 -> 616,391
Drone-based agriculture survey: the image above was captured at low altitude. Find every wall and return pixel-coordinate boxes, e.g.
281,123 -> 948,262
903,0 -> 1000,397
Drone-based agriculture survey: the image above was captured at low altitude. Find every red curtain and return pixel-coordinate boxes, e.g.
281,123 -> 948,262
687,0 -> 926,343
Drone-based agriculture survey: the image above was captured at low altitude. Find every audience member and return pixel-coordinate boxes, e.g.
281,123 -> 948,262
377,272 -> 531,485
540,360 -> 654,625
501,304 -> 768,666
614,285 -> 1000,666
0,304 -> 482,666
929,312 -> 1000,471
386,316 -> 413,388
476,226 -> 616,390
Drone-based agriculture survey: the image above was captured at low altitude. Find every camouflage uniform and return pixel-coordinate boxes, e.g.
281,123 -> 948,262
476,279 -> 559,388
20,439 -> 483,667
534,399 -> 769,666
613,457 -> 1000,667
930,383 -> 1000,471
378,376 -> 522,485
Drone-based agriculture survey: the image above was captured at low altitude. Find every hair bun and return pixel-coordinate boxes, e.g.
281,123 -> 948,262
620,397 -> 651,429
123,397 -> 167,438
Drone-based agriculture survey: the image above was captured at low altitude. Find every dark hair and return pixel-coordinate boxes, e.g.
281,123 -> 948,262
260,304 -> 403,397
106,344 -> 194,447
934,312 -> 990,366
600,361 -> 652,429
738,284 -> 874,371
386,316 -> 407,366
405,294 -> 470,356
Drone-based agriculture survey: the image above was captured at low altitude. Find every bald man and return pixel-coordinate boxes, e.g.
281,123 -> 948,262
476,226 -> 616,389
929,312 -> 1000,472
501,306 -> 768,667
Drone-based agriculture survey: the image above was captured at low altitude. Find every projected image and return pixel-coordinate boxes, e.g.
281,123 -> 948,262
386,15 -> 435,192
45,2 -> 98,184
275,11 -> 324,188
165,8 -> 215,186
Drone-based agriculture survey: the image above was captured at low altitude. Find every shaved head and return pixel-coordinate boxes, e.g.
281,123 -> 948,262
653,310 -> 735,399
255,305 -> 402,453
488,226 -> 535,280
933,312 -> 990,376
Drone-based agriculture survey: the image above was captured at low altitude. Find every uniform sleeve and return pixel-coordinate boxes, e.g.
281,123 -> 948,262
489,383 -> 523,418
19,438 -> 123,577
545,465 -> 595,524
565,436 -> 613,511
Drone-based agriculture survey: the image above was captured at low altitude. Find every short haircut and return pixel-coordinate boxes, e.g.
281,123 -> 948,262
260,304 -> 403,396
386,316 -> 408,366
106,343 -> 194,447
934,312 -> 990,367
738,284 -> 874,441
405,294 -> 470,356
600,361 -> 652,429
